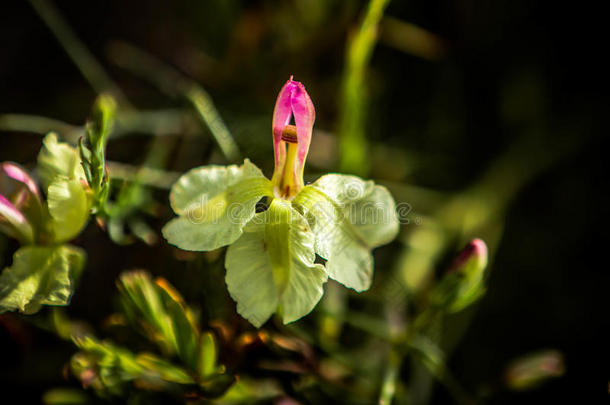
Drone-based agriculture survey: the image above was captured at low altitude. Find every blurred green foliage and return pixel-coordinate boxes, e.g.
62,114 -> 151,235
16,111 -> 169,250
0,0 -> 607,404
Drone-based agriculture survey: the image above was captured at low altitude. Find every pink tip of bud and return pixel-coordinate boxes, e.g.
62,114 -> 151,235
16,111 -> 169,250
1,162 -> 40,199
449,238 -> 488,273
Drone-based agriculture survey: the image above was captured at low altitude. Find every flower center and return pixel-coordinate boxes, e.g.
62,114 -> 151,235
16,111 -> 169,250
276,125 -> 300,200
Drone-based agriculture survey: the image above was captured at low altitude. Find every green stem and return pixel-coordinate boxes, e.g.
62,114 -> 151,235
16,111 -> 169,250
0,110 -> 198,142
379,350 -> 401,405
0,114 -> 83,141
338,0 -> 391,175
106,161 -> 180,189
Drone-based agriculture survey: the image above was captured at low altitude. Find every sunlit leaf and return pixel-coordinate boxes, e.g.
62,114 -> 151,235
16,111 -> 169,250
37,133 -> 85,191
136,353 -> 195,384
156,277 -> 200,370
117,271 -> 199,369
216,378 -> 283,404
225,199 -> 327,327
72,336 -> 194,393
198,331 -> 218,378
0,245 -> 85,314
47,177 -> 91,243
294,174 -> 399,291
163,159 -> 273,251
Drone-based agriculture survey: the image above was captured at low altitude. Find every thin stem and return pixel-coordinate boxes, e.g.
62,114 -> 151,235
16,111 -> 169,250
106,161 -> 180,189
28,0 -> 131,108
0,114 -> 83,141
0,110 -> 197,143
379,17 -> 447,61
317,307 -> 392,342
107,41 -> 241,162
339,0 -> 391,175
379,350 -> 401,405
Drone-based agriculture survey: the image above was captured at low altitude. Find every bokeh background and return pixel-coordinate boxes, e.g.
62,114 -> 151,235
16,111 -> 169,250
1,0 -> 607,404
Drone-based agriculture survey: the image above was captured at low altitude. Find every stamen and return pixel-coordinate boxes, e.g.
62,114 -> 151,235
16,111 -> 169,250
281,125 -> 298,143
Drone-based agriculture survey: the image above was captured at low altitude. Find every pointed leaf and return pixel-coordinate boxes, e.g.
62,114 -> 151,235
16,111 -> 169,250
73,336 -> 194,391
198,331 -> 218,378
156,277 -> 200,370
117,271 -> 200,369
163,159 -> 273,251
136,353 -> 195,384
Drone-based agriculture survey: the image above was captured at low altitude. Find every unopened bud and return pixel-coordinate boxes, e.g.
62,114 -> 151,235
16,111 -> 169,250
431,238 -> 488,313
505,350 -> 565,391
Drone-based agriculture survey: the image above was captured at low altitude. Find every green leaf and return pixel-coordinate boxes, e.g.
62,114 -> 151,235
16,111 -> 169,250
216,378 -> 283,404
85,94 -> 116,154
163,159 -> 273,251
0,245 -> 86,314
47,177 -> 91,243
198,331 -> 218,378
72,336 -> 143,394
294,174 -> 399,291
156,277 -> 200,370
136,353 -> 195,384
80,94 -> 116,214
225,199 -> 327,327
37,133 -> 85,191
72,336 -> 194,392
117,271 -> 199,369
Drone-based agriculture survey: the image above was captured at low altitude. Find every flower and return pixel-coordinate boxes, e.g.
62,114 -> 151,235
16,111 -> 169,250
0,162 -> 41,244
271,76 -> 315,200
163,76 -> 399,327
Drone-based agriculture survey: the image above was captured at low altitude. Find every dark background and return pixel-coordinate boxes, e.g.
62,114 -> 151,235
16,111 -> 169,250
1,1 -> 608,404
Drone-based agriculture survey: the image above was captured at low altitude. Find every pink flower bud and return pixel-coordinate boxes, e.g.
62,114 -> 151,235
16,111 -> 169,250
505,350 -> 565,390
271,76 -> 315,199
448,238 -> 488,275
0,162 -> 40,200
0,162 -> 41,244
